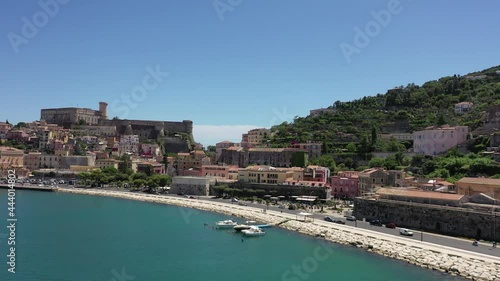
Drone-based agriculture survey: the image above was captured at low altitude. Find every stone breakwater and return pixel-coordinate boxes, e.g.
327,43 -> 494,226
58,188 -> 500,281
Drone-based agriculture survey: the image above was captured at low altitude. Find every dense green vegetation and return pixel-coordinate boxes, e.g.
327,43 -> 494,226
77,166 -> 172,192
270,65 -> 500,153
268,65 -> 500,180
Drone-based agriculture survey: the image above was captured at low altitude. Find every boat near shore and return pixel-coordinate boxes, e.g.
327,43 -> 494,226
234,221 -> 271,232
233,224 -> 252,232
216,219 -> 237,229
242,226 -> 266,237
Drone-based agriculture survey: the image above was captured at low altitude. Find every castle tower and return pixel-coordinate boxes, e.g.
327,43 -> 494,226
99,102 -> 108,120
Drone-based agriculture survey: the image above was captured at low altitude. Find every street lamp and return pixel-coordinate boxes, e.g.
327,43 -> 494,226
420,211 -> 425,242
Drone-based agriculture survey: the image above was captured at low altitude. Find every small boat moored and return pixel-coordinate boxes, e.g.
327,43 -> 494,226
233,224 -> 252,232
242,226 -> 266,236
216,220 -> 237,229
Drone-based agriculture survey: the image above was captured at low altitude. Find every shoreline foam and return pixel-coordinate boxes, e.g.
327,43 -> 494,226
57,188 -> 500,281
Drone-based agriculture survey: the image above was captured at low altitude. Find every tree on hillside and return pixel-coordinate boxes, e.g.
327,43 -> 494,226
118,154 -> 133,175
371,126 -> 377,146
309,155 -> 336,172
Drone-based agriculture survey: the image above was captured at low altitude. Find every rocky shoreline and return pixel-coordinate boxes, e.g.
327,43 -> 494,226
58,188 -> 500,281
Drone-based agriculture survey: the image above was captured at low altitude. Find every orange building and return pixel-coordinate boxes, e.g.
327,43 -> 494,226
456,177 -> 500,199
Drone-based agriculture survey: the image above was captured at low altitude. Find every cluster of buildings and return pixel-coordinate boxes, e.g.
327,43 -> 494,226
0,102 -> 197,178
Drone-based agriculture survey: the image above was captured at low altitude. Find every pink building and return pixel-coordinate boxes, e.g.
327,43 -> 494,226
413,125 -> 469,156
6,130 -> 30,142
0,122 -> 13,139
330,171 -> 359,199
139,143 -> 161,158
136,162 -> 165,174
180,168 -> 202,177
215,141 -> 240,161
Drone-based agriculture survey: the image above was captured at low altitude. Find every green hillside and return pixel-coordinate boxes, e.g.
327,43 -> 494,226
270,65 -> 500,153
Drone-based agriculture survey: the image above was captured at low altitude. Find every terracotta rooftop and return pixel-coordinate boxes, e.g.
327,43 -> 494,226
376,188 -> 464,201
248,148 -> 285,152
226,146 -> 243,151
456,177 -> 500,186
0,146 -> 23,152
360,168 -> 383,174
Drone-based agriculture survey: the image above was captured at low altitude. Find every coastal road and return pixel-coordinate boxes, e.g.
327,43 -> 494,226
201,196 -> 500,258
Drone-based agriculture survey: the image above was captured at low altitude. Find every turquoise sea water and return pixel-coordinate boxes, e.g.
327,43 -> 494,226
0,190 -> 466,281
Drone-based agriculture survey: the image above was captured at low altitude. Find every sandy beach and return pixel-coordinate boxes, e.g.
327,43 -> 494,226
57,187 -> 500,281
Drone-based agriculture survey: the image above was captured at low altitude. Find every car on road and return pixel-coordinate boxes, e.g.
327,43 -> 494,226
278,205 -> 285,209
385,222 -> 396,229
188,196 -> 196,199
333,219 -> 345,225
399,228 -> 414,236
369,219 -> 383,226
346,216 -> 356,221
238,202 -> 248,206
232,198 -> 239,202
324,216 -> 334,222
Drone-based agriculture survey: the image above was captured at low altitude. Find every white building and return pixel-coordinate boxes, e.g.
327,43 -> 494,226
119,135 -> 139,155
413,125 -> 469,156
170,176 -> 216,196
455,102 -> 473,114
139,143 -> 161,157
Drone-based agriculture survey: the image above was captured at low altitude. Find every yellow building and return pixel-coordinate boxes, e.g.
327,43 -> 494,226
246,128 -> 271,146
456,177 -> 500,199
238,165 -> 294,184
95,159 -> 121,170
0,146 -> 24,169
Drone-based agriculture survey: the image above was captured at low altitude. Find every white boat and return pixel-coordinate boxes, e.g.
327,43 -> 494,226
233,224 -> 252,232
242,226 -> 266,236
216,220 -> 237,228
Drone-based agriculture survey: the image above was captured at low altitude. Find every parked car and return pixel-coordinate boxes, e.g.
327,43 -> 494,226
346,216 -> 356,221
324,216 -> 334,222
399,228 -> 414,236
188,196 -> 196,199
333,219 -> 345,225
278,205 -> 285,209
369,219 -> 383,226
238,202 -> 248,206
385,223 -> 396,229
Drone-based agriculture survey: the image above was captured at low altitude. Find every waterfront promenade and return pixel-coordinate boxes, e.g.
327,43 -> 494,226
56,187 -> 500,281
0,184 -> 56,191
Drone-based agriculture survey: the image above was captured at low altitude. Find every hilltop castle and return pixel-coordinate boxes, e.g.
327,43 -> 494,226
40,101 -> 194,143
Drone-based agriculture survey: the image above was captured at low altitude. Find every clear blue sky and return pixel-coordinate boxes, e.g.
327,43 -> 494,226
1,0 -> 499,146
